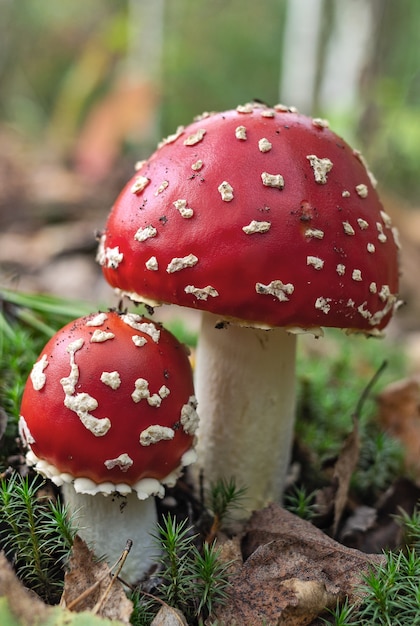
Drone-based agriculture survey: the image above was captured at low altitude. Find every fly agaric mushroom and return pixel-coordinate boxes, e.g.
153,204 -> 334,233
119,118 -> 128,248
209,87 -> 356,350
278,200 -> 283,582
19,310 -> 198,582
97,102 -> 401,515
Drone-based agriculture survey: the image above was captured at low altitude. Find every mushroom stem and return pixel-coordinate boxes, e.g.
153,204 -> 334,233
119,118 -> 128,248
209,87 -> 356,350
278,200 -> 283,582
62,484 -> 157,583
194,311 -> 297,515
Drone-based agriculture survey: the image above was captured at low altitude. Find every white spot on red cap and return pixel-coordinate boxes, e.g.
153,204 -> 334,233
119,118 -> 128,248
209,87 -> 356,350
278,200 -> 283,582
154,180 -> 169,195
305,228 -> 324,239
65,393 -> 111,437
312,117 -> 330,129
191,160 -> 203,171
185,285 -> 219,300
236,103 -> 254,113
392,227 -> 401,250
379,285 -> 391,302
352,269 -> 362,281
159,386 -> 170,399
306,155 -> 333,184
100,246 -> 123,269
376,223 -> 387,243
134,225 -> 157,242
30,354 -> 48,391
343,221 -> 355,236
140,425 -> 175,446
380,211 -> 393,228
100,371 -> 121,389
104,453 -> 133,471
130,176 -> 150,194
242,220 -> 271,234
131,378 -> 150,403
256,280 -> 294,302
180,396 -> 199,435
218,181 -> 234,202
356,184 -> 368,198
166,254 -> 198,273
145,256 -> 159,271
122,314 -> 161,343
367,243 -> 376,253
132,335 -> 147,347
173,199 -> 194,218
183,128 -> 206,146
60,338 -> 84,396
90,330 -> 115,343
315,297 -> 331,314
158,125 -> 185,148
357,218 -> 369,230
307,256 -> 324,270
258,138 -> 272,152
336,264 -> 346,276
261,172 -> 285,189
19,415 -> 35,445
235,125 -> 247,140
86,313 -> 108,327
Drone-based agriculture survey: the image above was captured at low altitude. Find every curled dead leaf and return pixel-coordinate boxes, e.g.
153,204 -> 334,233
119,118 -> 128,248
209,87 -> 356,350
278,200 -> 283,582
150,604 -> 189,626
278,578 -> 336,625
215,504 -> 383,626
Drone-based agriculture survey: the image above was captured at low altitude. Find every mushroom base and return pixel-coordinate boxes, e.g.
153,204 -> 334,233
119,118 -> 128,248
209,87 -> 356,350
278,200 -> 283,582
194,311 -> 297,516
62,484 -> 158,583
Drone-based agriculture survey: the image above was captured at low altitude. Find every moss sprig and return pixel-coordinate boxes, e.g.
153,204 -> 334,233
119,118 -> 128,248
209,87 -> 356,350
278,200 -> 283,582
0,473 -> 77,604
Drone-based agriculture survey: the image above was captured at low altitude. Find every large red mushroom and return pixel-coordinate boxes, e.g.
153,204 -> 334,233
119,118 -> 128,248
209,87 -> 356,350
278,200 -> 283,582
19,310 -> 198,581
97,102 -> 401,514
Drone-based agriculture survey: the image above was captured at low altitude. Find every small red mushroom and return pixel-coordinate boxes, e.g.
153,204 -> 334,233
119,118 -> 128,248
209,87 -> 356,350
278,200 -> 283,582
19,310 -> 198,581
97,102 -> 401,514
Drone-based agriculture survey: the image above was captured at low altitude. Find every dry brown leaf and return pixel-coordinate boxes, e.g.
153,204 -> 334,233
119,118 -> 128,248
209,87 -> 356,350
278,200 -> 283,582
376,376 -> 420,478
332,415 -> 360,536
150,605 -> 189,626
215,503 -> 383,626
62,535 -> 133,624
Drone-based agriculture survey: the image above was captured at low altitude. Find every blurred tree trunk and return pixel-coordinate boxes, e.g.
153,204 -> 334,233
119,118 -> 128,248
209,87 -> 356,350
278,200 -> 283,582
125,0 -> 165,141
279,0 -> 324,114
279,0 -> 376,120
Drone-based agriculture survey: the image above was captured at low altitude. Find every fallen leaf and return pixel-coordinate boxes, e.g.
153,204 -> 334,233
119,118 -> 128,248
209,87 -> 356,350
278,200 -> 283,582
215,504 -> 383,626
62,535 -> 133,624
0,552 -> 128,626
376,376 -> 420,478
150,605 -> 189,626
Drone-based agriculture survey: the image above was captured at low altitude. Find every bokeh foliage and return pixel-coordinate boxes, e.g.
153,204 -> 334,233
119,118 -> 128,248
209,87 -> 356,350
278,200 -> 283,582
0,0 -> 419,204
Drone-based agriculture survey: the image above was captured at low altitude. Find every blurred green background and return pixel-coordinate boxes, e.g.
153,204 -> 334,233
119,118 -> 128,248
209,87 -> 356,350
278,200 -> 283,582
1,0 -> 419,200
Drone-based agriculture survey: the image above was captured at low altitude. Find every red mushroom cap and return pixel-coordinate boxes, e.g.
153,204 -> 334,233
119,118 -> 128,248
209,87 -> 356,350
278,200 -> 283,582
19,311 -> 198,495
98,103 -> 400,334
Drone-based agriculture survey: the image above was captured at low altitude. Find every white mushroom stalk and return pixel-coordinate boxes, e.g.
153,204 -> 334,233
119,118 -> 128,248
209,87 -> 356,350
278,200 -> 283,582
194,312 -> 297,514
61,481 -> 160,582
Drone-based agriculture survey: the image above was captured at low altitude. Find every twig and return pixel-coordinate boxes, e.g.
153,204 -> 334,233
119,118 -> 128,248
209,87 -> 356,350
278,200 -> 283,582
354,360 -> 388,419
65,539 -> 132,612
91,539 -> 133,615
